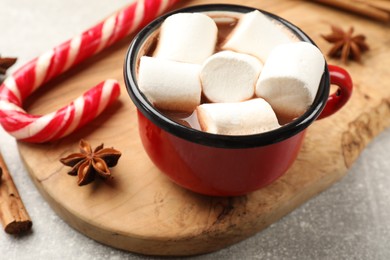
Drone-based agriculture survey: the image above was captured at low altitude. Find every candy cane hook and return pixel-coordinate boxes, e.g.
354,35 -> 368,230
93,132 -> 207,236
0,0 -> 179,143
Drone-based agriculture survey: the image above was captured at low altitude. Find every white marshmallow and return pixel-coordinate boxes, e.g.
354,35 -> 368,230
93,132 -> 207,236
255,42 -> 325,120
138,56 -> 202,112
154,13 -> 218,64
200,51 -> 262,103
196,98 -> 280,135
222,10 -> 293,62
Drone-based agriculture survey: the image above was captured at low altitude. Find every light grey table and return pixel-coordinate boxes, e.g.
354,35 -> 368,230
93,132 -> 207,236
1,1 -> 389,259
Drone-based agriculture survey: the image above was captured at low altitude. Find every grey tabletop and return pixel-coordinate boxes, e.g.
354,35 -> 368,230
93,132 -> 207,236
1,1 -> 390,259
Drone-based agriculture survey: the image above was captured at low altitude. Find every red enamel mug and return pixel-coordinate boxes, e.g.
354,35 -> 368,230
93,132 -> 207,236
124,4 -> 353,196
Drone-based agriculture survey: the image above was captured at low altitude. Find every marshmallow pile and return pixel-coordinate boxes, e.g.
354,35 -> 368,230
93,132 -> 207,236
138,10 -> 325,135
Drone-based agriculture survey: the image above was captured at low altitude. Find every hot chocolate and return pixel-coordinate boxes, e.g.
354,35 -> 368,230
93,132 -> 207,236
124,4 -> 352,196
135,10 -> 321,133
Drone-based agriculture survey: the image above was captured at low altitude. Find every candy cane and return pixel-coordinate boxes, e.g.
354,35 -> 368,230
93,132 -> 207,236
0,0 -> 179,143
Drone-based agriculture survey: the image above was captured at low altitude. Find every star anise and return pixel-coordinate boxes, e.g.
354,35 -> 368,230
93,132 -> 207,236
60,139 -> 122,186
0,56 -> 17,75
321,25 -> 369,64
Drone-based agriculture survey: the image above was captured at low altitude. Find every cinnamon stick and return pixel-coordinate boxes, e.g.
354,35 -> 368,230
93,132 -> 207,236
0,153 -> 32,234
361,0 -> 390,13
310,0 -> 390,23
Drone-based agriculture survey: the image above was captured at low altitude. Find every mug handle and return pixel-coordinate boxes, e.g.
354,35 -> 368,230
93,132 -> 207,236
317,64 -> 353,120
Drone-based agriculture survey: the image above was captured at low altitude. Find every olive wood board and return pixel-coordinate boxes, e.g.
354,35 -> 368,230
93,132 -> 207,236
17,0 -> 390,256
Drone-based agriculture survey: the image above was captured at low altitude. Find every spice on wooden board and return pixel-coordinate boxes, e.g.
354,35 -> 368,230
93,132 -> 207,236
308,0 -> 390,23
0,153 -> 32,234
321,25 -> 369,64
60,139 -> 122,186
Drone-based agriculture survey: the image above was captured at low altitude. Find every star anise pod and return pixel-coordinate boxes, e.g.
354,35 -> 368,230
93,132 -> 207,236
0,56 -> 17,75
60,139 -> 122,186
321,25 -> 369,64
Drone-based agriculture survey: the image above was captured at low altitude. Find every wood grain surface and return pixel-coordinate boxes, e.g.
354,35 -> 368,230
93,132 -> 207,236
17,0 -> 390,256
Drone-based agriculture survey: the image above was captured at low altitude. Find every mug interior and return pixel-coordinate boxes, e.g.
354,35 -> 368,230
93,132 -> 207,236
124,4 -> 330,149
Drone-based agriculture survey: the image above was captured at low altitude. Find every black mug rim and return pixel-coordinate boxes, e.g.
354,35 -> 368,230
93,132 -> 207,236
124,4 -> 330,149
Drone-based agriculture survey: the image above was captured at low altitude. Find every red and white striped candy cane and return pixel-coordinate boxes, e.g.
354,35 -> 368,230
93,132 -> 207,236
0,0 -> 179,143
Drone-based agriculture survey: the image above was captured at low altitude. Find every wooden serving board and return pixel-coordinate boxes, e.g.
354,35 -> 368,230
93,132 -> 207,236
17,0 -> 390,256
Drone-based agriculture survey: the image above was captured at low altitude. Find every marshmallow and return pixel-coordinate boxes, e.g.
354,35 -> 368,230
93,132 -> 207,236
196,98 -> 280,135
222,10 -> 293,62
255,42 -> 325,120
138,56 -> 202,112
154,13 -> 218,64
200,51 -> 262,103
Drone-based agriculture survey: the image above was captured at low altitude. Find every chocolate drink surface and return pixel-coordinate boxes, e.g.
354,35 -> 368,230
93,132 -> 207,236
136,12 -> 301,131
